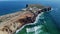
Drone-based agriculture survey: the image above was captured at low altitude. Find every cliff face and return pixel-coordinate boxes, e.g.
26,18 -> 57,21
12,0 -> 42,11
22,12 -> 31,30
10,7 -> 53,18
18,11 -> 34,24
0,4 -> 51,34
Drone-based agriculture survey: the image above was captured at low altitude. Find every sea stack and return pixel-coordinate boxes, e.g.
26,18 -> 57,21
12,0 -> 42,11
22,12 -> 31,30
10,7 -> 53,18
0,4 -> 51,34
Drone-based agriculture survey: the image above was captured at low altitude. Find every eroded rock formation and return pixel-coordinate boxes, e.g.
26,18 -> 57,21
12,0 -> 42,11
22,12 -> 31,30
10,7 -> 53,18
0,4 -> 51,34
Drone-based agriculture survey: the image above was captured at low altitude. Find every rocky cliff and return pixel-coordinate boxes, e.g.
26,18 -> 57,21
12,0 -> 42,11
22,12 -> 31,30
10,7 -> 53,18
0,4 -> 51,34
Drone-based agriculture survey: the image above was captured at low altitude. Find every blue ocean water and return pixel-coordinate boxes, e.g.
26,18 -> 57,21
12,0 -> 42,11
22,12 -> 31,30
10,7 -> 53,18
0,1 -> 26,15
0,1 -> 60,29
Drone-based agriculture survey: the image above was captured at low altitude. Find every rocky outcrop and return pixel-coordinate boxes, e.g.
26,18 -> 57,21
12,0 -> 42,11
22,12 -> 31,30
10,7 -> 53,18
0,4 -> 51,34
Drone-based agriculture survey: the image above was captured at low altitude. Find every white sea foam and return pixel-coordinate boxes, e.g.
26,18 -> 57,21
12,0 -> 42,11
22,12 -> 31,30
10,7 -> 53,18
51,8 -> 54,11
16,12 -> 44,33
26,25 -> 43,34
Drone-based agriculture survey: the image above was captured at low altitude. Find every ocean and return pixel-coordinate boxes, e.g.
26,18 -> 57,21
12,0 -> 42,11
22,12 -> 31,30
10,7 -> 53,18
0,1 -> 60,34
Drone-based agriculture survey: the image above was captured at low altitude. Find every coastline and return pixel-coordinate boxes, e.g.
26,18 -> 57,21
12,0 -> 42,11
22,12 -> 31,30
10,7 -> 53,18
0,4 -> 51,34
15,12 -> 44,33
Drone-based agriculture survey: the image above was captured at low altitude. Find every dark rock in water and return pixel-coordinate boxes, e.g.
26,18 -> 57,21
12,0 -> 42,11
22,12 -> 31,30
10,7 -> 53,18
43,8 -> 47,11
47,7 -> 51,11
26,4 -> 28,8
40,7 -> 51,12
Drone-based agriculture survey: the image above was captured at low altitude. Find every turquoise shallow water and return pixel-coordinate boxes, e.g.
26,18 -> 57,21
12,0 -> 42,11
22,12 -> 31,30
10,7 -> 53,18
15,12 -> 60,34
0,1 -> 60,34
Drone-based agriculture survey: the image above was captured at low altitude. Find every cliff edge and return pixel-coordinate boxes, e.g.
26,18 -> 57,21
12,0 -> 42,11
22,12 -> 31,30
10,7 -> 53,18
0,4 -> 51,34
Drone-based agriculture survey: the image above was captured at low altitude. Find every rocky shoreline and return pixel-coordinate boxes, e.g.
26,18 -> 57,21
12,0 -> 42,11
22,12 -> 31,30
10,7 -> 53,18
15,12 -> 44,33
0,4 -> 51,34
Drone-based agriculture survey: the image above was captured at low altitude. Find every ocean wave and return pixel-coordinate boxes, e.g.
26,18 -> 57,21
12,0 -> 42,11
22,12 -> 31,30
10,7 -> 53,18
15,12 -> 44,34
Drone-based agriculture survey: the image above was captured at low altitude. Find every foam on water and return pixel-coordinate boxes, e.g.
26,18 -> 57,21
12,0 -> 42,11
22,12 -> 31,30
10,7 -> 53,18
26,25 -> 43,34
15,12 -> 44,34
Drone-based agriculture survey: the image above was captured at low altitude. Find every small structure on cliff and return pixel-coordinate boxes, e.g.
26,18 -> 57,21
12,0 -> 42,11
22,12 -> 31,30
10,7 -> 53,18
0,4 -> 51,34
